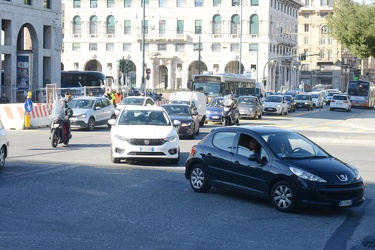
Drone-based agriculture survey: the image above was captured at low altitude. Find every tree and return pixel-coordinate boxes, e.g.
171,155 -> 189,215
326,0 -> 375,59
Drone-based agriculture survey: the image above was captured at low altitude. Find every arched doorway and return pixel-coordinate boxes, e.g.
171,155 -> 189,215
225,61 -> 245,74
85,59 -> 102,71
188,61 -> 208,87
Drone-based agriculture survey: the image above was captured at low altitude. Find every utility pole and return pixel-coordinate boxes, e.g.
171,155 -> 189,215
141,0 -> 146,93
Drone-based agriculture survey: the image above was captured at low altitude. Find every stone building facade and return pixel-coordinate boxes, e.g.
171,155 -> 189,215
0,0 -> 62,103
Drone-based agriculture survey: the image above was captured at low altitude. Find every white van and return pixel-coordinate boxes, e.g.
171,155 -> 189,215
310,91 -> 324,108
169,91 -> 207,126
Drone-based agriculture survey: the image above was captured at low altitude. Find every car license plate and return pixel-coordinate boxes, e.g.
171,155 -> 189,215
140,146 -> 154,152
338,200 -> 352,207
212,116 -> 219,119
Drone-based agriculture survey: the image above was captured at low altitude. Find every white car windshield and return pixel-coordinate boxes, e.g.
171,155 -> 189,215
118,110 -> 170,126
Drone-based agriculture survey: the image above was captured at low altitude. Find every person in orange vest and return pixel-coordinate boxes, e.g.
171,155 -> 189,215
114,89 -> 123,107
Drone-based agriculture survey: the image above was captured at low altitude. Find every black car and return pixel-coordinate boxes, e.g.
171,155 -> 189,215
185,126 -> 365,212
162,103 -> 200,139
283,94 -> 296,112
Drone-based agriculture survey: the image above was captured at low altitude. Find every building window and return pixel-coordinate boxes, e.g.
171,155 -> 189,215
159,20 -> 166,35
142,20 -> 149,34
107,0 -> 114,8
321,26 -> 331,35
304,24 -> 309,32
124,20 -> 131,34
194,43 -> 202,51
24,0 -> 32,5
159,0 -> 167,7
231,43 -> 239,52
124,0 -> 131,7
195,0 -> 203,7
250,0 -> 259,6
231,15 -> 240,34
232,0 -> 239,6
250,14 -> 259,35
177,20 -> 184,35
90,16 -> 98,35
327,49 -> 333,59
106,43 -> 114,51
73,16 -> 81,35
177,0 -> 185,7
320,37 -> 325,45
195,20 -> 202,34
73,0 -> 80,8
89,43 -> 97,51
72,43 -> 81,51
107,16 -> 115,34
328,37 -> 333,44
43,0 -> 51,8
319,50 -> 325,59
249,43 -> 258,51
212,15 -> 222,34
176,44 -> 185,52
212,43 -> 221,52
213,0 -> 221,7
90,0 -> 97,8
304,37 -> 309,45
141,0 -> 150,7
123,43 -> 131,51
158,44 -> 167,51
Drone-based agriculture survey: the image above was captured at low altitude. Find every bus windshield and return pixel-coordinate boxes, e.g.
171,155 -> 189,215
347,81 -> 369,96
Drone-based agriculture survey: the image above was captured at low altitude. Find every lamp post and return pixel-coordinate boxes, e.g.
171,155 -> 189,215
239,0 -> 243,74
141,0 -> 146,92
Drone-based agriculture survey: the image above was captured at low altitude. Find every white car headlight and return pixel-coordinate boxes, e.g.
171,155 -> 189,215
114,134 -> 129,142
164,135 -> 178,142
289,167 -> 327,182
77,113 -> 87,118
206,110 -> 211,114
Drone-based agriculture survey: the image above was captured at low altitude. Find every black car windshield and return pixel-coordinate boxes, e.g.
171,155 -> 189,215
118,110 -> 170,125
265,96 -> 282,102
295,95 -> 309,100
262,132 -> 329,159
163,105 -> 190,116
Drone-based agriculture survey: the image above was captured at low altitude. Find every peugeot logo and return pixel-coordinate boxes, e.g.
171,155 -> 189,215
337,174 -> 348,182
144,139 -> 150,145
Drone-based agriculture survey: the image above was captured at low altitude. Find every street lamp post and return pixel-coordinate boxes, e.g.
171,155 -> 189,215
141,0 -> 146,92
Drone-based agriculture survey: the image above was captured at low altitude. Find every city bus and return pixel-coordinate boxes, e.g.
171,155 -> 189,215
191,73 -> 256,100
61,71 -> 112,96
346,80 -> 375,108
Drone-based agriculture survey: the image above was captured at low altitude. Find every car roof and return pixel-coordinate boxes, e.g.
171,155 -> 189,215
124,96 -> 151,99
123,105 -> 164,111
238,95 -> 257,98
211,125 -> 293,135
162,103 -> 190,107
72,96 -> 104,100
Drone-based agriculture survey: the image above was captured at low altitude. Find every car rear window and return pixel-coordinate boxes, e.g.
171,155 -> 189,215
333,95 -> 347,100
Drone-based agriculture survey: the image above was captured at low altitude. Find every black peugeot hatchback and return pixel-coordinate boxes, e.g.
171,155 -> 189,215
185,126 -> 365,212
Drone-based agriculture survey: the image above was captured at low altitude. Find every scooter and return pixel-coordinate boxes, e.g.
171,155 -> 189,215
222,104 -> 239,126
50,108 -> 72,148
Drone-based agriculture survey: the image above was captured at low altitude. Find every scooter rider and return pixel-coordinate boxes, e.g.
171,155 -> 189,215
63,93 -> 73,139
225,94 -> 237,123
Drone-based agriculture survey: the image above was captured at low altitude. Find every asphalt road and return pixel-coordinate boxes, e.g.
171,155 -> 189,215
1,106 -> 374,250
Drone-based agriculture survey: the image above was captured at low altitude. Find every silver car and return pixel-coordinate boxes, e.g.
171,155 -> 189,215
237,96 -> 262,119
68,96 -> 116,131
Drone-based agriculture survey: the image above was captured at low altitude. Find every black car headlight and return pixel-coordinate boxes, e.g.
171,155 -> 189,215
289,167 -> 327,183
181,122 -> 193,127
348,165 -> 360,179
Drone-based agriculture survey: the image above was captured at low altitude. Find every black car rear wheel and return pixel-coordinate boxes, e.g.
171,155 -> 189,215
271,181 -> 296,212
189,164 -> 211,192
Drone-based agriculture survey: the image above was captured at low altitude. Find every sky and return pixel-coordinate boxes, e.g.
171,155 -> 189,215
354,0 -> 373,4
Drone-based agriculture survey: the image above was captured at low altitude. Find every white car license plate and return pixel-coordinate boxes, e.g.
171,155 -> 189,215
338,200 -> 352,207
212,116 -> 219,119
140,146 -> 154,152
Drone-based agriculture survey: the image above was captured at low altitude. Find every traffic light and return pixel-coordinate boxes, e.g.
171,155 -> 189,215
125,60 -> 131,73
119,59 -> 125,73
262,79 -> 267,87
299,52 -> 307,61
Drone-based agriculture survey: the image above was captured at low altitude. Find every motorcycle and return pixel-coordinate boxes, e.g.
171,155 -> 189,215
222,96 -> 239,126
50,107 -> 73,148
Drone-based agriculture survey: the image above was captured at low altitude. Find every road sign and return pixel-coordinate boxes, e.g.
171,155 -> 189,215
24,99 -> 33,113
146,68 -> 151,74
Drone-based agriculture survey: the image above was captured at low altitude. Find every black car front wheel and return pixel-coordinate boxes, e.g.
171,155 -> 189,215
189,164 -> 211,192
271,181 -> 296,212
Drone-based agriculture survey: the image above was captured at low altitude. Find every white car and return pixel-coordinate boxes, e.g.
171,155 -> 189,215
310,92 -> 324,108
330,94 -> 351,112
115,96 -> 156,115
262,95 -> 288,115
0,120 -> 9,168
108,106 -> 181,164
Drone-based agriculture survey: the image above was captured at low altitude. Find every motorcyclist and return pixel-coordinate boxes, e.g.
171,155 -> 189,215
63,94 -> 73,139
224,94 -> 237,123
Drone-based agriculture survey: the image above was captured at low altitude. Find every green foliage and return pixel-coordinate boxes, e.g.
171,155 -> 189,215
326,0 -> 375,58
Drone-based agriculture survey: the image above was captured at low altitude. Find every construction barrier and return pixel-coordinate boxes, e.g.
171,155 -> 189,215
0,103 -> 53,130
